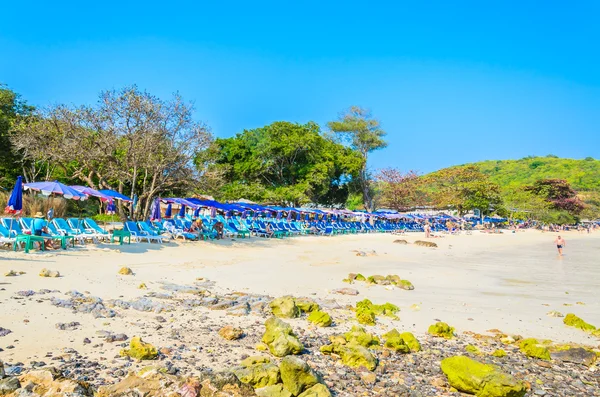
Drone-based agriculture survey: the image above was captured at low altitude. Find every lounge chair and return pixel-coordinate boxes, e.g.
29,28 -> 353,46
67,218 -> 103,242
1,218 -> 47,253
83,218 -> 111,240
47,222 -> 76,249
124,221 -> 162,243
0,224 -> 16,246
51,218 -> 86,244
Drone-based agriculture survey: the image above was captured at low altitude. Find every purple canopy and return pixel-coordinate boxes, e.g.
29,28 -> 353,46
164,203 -> 172,218
24,180 -> 87,200
150,198 -> 161,221
5,176 -> 23,214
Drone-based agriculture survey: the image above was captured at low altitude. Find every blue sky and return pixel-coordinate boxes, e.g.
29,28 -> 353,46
1,1 -> 599,173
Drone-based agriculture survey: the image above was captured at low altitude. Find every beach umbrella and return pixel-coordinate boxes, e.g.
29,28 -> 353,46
165,203 -> 172,218
150,198 -> 161,221
241,210 -> 248,219
178,205 -> 186,218
276,211 -> 282,220
4,176 -> 23,215
287,210 -> 293,221
193,207 -> 200,218
70,185 -> 113,202
106,201 -> 116,215
210,207 -> 216,218
24,180 -> 87,200
98,189 -> 133,202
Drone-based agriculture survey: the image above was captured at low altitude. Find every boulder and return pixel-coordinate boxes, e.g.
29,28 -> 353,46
295,298 -> 320,313
39,268 -> 60,277
307,311 -> 332,327
197,371 -> 255,396
233,361 -> 280,388
382,329 -> 418,353
366,275 -> 387,285
518,338 -> 550,360
428,322 -> 455,339
384,335 -> 410,353
298,384 -> 332,397
551,347 -> 597,367
262,317 -> 304,357
393,239 -> 408,244
329,344 -> 377,371
0,377 -> 20,394
397,279 -> 414,290
280,356 -> 321,396
400,332 -> 421,352
355,299 -> 400,325
119,336 -> 158,360
256,384 -> 293,397
219,325 -> 244,340
118,267 -> 134,275
441,356 -> 527,397
563,313 -> 597,332
270,296 -> 301,319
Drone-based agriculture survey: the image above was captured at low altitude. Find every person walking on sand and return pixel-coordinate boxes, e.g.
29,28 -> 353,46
424,222 -> 431,238
554,235 -> 566,256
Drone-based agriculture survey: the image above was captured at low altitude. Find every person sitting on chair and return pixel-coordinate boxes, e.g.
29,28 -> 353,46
33,212 -> 57,250
213,220 -> 225,240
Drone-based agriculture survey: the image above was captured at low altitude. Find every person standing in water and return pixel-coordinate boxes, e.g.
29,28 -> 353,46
554,235 -> 566,256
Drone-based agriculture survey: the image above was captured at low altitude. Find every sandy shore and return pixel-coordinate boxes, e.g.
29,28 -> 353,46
1,228 -> 599,370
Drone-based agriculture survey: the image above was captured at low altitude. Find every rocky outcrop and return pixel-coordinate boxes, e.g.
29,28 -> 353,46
119,336 -> 158,360
261,317 -> 304,357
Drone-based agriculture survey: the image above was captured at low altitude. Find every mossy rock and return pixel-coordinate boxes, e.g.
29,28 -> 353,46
563,313 -> 597,332
400,332 -> 421,352
298,383 -> 332,397
441,355 -> 527,397
519,338 -> 551,360
232,361 -> 280,388
344,326 -> 380,348
39,268 -> 60,277
355,299 -> 399,325
255,384 -> 293,397
307,310 -> 332,327
334,344 -> 378,371
138,283 -> 148,289
119,336 -> 158,360
384,336 -> 410,353
241,356 -> 272,367
492,349 -> 507,358
355,274 -> 366,282
356,307 -> 376,325
262,317 -> 304,357
295,298 -> 320,314
397,280 -> 414,290
414,240 -> 438,248
118,267 -> 134,275
428,322 -> 455,339
270,296 -> 301,319
279,356 -> 322,396
465,345 -> 481,355
218,325 -> 244,340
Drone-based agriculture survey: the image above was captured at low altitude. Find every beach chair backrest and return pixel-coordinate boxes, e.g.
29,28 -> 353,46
0,224 -> 12,238
47,222 -> 61,235
125,221 -> 141,233
21,217 -> 34,231
68,218 -> 82,230
54,218 -> 74,232
2,218 -> 23,235
84,218 -> 104,233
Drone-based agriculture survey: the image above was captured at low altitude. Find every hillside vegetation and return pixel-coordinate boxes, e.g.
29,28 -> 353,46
448,156 -> 600,192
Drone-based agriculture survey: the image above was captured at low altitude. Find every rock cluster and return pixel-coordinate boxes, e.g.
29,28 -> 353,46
428,322 -> 455,339
344,273 -> 414,290
355,299 -> 399,325
39,268 -> 60,277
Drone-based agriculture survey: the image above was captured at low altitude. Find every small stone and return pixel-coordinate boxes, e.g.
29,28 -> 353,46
218,325 -> 244,341
360,372 -> 377,385
39,268 -> 60,278
546,310 -> 563,317
551,348 -> 597,367
83,338 -> 91,344
118,267 -> 134,276
331,288 -> 359,296
138,283 -> 147,289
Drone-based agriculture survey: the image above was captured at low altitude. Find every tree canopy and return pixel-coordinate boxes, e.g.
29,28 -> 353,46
327,106 -> 387,212
205,121 -> 363,206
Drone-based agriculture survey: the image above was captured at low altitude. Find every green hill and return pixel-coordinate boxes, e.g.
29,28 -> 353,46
448,156 -> 600,193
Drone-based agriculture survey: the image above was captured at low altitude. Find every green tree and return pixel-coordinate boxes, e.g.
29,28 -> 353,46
327,106 -> 387,212
425,166 -> 503,215
206,121 -> 363,206
376,168 -> 428,211
0,84 -> 34,186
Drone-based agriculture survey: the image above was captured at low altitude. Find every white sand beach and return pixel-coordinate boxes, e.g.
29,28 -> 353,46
1,229 -> 599,370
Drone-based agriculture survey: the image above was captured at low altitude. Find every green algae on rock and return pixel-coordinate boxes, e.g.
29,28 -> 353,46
262,317 -> 304,357
233,357 -> 281,388
518,338 -> 551,360
119,336 -> 158,360
307,310 -> 332,327
465,344 -> 481,355
279,356 -> 322,396
295,298 -> 320,314
563,313 -> 597,333
256,384 -> 293,397
355,299 -> 399,325
382,329 -> 420,353
441,355 -> 527,397
492,349 -> 507,358
320,343 -> 378,371
298,383 -> 332,397
344,326 -> 380,348
270,296 -> 301,319
428,322 -> 455,339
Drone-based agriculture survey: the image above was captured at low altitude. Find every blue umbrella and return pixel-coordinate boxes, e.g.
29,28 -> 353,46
210,207 -> 216,218
165,203 -> 172,218
178,205 -> 186,218
98,189 -> 132,202
150,198 -> 161,221
193,207 -> 200,218
5,176 -> 23,214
